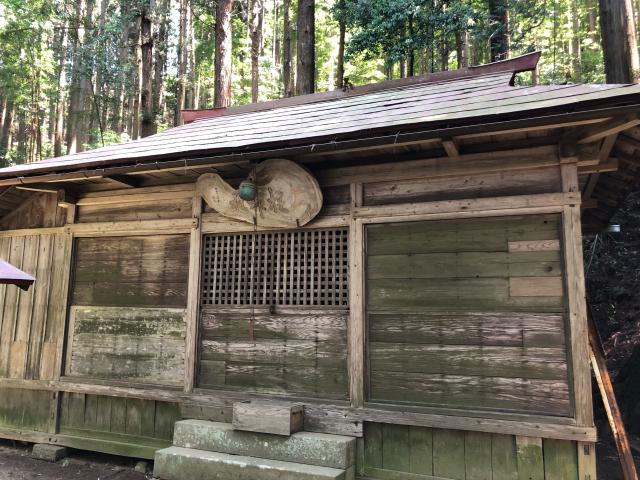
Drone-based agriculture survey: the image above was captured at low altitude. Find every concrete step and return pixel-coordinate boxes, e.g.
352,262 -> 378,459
173,420 -> 355,469
154,446 -> 352,480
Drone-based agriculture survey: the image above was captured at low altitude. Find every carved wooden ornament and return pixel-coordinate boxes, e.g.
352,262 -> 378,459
196,159 -> 323,228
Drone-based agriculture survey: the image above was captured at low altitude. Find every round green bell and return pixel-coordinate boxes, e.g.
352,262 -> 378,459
239,179 -> 257,201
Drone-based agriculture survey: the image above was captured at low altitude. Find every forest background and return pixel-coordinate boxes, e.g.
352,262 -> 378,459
0,0 -> 637,165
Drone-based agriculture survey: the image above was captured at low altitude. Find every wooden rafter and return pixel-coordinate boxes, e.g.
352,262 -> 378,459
105,174 -> 142,188
441,139 -> 460,157
578,115 -> 640,145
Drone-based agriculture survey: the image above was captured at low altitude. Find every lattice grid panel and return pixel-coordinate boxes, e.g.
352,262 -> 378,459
201,229 -> 349,306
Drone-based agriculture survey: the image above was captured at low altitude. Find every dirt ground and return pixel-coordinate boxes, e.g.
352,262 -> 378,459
0,440 -> 151,480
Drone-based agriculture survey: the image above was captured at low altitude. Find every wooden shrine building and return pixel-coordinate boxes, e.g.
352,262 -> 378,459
1,52 -> 640,479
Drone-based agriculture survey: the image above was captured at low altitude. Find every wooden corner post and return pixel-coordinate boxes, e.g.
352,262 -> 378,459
349,183 -> 365,408
184,192 -> 203,393
561,163 -> 597,480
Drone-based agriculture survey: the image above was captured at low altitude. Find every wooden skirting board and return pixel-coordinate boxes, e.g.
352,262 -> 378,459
0,378 -> 596,442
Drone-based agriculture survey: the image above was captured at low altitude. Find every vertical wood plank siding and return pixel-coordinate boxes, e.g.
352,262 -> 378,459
58,392 -> 181,459
0,388 -> 53,431
366,214 -> 571,416
362,422 -> 579,480
0,234 -> 71,381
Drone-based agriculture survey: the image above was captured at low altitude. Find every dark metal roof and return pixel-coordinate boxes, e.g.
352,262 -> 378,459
0,259 -> 35,291
2,52 -> 640,184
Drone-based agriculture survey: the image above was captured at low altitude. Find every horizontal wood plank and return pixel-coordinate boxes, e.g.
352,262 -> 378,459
67,307 -> 186,386
508,240 -> 560,252
509,277 -> 564,297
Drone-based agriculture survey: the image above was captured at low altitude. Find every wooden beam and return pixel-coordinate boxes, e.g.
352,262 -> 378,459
582,174 -> 601,201
579,158 -> 619,175
0,378 -> 598,442
56,190 -> 76,209
348,183 -> 365,408
600,134 -> 619,162
0,227 -> 66,238
441,139 -> 460,157
104,174 -> 142,188
66,218 -> 197,236
184,194 -> 203,393
578,115 -> 640,145
582,133 -> 620,203
588,312 -> 639,480
353,192 -> 580,220
202,212 -> 349,234
76,189 -> 194,206
560,166 -> 594,429
15,185 -> 59,194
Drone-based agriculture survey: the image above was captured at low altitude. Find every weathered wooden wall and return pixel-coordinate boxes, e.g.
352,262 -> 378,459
0,147 -> 595,473
366,214 -> 570,416
68,235 -> 189,385
0,233 -> 71,380
0,192 -> 66,230
0,388 -> 53,432
362,422 -> 579,480
58,393 -> 181,458
199,306 -> 348,398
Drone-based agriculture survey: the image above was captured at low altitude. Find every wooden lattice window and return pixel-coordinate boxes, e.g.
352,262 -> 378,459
201,229 -> 349,306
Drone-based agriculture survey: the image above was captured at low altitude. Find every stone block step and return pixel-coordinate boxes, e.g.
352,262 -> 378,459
173,420 -> 355,469
154,446 -> 352,480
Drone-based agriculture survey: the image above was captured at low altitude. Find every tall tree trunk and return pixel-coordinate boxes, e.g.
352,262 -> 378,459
440,32 -> 449,71
188,2 -> 197,108
0,101 -> 13,160
455,29 -> 470,68
282,0 -> 293,96
154,0 -> 169,125
571,0 -> 582,82
488,0 -> 510,61
214,0 -> 233,108
140,2 -> 155,137
16,112 -> 26,163
588,0 -> 598,41
407,18 -> 415,76
52,19 -> 68,157
250,0 -> 264,102
273,0 -> 280,67
176,0 -> 188,122
336,0 -> 345,89
113,0 -> 130,133
296,0 -> 315,95
600,0 -> 640,83
66,0 -> 90,154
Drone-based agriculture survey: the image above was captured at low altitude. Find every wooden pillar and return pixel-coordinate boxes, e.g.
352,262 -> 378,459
348,183 -> 365,407
561,163 -> 597,480
184,193 -> 203,393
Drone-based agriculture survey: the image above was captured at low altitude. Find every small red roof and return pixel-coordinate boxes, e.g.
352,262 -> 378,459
0,259 -> 35,291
